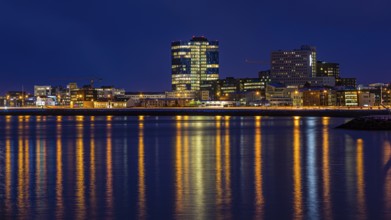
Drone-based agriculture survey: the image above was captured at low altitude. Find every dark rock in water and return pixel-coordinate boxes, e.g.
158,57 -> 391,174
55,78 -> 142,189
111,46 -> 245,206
337,115 -> 391,130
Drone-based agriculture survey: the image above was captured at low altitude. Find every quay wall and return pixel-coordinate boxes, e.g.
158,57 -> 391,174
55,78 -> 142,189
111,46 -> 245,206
0,107 -> 389,117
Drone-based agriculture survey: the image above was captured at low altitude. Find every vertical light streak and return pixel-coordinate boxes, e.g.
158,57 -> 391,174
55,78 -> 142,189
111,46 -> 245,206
17,133 -> 25,215
90,117 -> 97,217
35,138 -> 42,213
224,116 -> 231,208
5,137 -> 11,214
75,117 -> 85,220
356,139 -> 366,220
293,116 -> 303,220
254,116 -> 264,217
5,116 -> 11,214
183,116 -> 190,203
23,126 -> 30,215
175,118 -> 183,213
138,117 -> 146,219
106,115 -> 113,216
56,117 -> 64,219
36,138 -> 47,215
215,116 -> 222,209
306,118 -> 318,219
322,117 -> 332,220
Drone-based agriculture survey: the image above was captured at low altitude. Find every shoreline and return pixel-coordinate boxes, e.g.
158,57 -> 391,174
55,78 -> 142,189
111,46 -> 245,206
0,107 -> 389,117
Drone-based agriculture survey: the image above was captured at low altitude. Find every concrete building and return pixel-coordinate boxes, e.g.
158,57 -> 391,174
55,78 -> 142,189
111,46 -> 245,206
34,85 -> 52,97
171,36 -> 219,91
70,85 -> 97,108
265,83 -> 293,106
301,87 -> 335,106
336,88 -> 358,106
357,90 -> 376,107
271,45 -> 317,86
316,61 -> 340,78
5,91 -> 28,107
336,77 -> 357,87
96,86 -> 126,101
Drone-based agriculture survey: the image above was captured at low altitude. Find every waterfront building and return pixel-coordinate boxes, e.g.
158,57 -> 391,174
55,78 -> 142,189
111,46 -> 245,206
34,85 -> 52,97
316,61 -> 340,78
265,83 -> 293,106
357,90 -> 376,107
93,101 -> 127,108
301,87 -> 335,106
165,90 -> 197,99
171,36 -> 219,91
5,91 -> 28,107
201,77 -> 270,102
292,90 -> 303,107
96,86 -> 126,101
124,92 -> 166,100
381,86 -> 391,106
0,96 -> 6,107
70,85 -> 97,108
336,88 -> 358,106
270,45 -> 317,86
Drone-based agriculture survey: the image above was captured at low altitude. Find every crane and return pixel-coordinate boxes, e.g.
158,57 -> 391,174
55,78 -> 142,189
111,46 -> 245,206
244,59 -> 268,65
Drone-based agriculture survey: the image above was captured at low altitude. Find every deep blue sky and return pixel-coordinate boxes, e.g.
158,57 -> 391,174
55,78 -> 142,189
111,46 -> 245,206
0,0 -> 390,93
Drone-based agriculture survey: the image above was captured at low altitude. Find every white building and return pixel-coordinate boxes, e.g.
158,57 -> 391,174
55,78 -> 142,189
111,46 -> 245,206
34,85 -> 52,97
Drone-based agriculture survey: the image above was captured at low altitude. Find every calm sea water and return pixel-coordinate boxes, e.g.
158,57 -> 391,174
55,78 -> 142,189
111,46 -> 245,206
0,115 -> 391,220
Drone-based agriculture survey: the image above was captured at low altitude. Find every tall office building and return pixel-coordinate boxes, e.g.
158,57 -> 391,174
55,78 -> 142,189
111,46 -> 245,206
270,45 -> 317,85
171,36 -> 219,91
316,61 -> 340,78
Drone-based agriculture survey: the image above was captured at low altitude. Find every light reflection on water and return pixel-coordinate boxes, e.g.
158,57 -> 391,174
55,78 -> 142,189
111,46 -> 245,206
0,116 -> 391,219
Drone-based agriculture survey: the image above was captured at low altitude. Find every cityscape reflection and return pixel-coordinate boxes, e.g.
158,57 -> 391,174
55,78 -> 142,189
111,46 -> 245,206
0,116 -> 390,219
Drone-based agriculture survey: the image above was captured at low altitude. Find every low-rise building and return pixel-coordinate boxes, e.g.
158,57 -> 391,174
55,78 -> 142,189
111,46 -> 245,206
301,87 -> 335,106
357,90 -> 376,107
336,77 -> 357,87
70,85 -> 97,108
336,88 -> 358,106
34,85 -> 52,97
265,83 -> 293,106
5,91 -> 28,107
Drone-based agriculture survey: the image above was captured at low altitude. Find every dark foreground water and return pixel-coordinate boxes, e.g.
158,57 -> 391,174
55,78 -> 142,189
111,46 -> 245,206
0,115 -> 391,220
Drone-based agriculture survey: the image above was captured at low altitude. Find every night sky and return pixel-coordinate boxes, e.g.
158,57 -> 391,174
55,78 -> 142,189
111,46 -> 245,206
1,0 -> 390,94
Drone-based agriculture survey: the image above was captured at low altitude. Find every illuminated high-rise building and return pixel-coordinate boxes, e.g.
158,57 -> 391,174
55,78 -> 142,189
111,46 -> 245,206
270,45 -> 317,86
171,36 -> 219,91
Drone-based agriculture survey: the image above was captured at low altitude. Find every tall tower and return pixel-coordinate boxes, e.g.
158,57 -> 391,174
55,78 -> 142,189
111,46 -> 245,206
271,45 -> 317,80
171,36 -> 219,91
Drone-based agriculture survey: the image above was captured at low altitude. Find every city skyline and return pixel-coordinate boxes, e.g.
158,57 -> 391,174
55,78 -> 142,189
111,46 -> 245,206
1,0 -> 390,94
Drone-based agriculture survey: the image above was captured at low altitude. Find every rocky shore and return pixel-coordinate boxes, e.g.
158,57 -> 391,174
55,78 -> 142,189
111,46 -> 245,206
336,115 -> 391,130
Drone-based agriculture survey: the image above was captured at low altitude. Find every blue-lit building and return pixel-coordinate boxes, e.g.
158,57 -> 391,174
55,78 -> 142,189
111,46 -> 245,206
171,36 -> 219,91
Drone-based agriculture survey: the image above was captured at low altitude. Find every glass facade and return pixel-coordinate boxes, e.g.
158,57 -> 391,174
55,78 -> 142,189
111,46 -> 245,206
171,36 -> 219,91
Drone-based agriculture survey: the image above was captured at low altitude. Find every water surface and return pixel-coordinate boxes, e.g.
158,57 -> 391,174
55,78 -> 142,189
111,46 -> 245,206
0,115 -> 391,219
